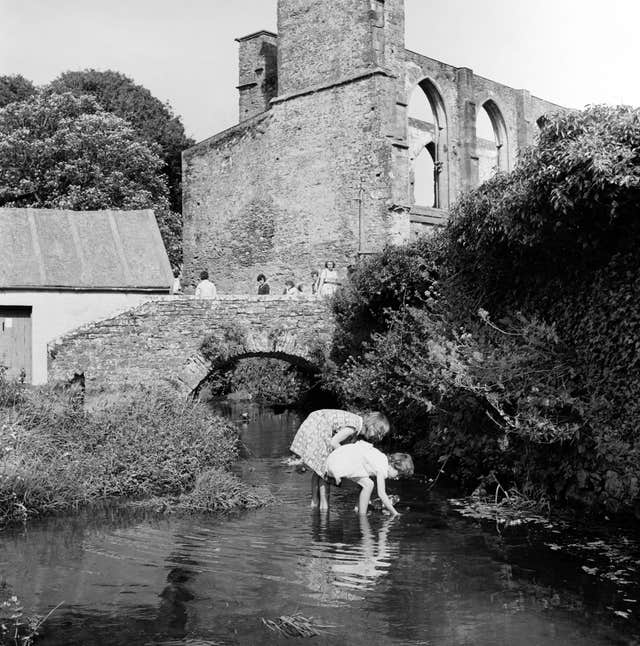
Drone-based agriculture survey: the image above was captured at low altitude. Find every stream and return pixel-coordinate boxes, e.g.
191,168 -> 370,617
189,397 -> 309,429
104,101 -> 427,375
1,402 -> 639,645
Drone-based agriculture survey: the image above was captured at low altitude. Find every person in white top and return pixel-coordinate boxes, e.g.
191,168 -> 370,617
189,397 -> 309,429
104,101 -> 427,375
195,270 -> 217,299
318,260 -> 341,298
325,440 -> 413,516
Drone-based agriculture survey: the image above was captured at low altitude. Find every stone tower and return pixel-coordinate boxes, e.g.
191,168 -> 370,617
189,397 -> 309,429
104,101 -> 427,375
182,0 -> 563,293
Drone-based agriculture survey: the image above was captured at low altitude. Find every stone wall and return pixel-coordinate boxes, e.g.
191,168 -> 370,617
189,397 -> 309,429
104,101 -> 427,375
182,72 -> 399,294
48,296 -> 335,396
182,0 -> 566,293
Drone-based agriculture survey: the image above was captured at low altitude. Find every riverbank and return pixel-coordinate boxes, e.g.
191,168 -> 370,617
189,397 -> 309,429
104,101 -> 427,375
0,377 -> 271,526
1,402 -> 637,646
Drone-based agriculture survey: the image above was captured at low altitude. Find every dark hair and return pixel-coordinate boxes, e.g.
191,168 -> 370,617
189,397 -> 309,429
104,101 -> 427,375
284,279 -> 295,288
173,268 -> 180,278
257,274 -> 266,282
311,270 -> 319,277
387,453 -> 414,478
325,260 -> 335,269
200,270 -> 209,280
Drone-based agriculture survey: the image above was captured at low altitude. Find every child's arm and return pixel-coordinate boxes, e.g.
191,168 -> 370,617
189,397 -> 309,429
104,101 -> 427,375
375,473 -> 399,516
329,425 -> 357,449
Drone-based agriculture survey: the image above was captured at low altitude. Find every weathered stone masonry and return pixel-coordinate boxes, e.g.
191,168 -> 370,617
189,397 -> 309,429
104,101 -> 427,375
182,0 -> 564,294
49,296 -> 334,396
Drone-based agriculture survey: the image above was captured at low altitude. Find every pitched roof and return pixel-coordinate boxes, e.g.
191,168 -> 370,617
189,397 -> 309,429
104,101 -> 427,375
1,208 -> 173,291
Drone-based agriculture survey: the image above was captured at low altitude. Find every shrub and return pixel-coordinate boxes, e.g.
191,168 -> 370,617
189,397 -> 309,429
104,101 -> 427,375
329,106 -> 640,513
0,385 -> 267,525
177,467 -> 273,512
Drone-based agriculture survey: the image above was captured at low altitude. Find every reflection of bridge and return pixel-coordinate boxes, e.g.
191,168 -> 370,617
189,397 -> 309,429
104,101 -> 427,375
49,296 -> 334,396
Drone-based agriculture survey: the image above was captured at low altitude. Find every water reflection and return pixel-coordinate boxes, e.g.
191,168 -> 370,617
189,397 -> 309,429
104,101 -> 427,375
0,403 -> 635,645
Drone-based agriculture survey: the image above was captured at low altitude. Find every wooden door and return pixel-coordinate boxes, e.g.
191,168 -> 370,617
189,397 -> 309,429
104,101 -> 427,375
0,306 -> 32,383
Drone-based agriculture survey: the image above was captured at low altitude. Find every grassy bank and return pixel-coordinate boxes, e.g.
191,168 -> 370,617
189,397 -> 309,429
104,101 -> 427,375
0,377 -> 271,526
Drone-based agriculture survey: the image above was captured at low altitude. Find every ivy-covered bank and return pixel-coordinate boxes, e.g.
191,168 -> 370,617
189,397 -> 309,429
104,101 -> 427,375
328,105 -> 640,515
0,376 -> 271,526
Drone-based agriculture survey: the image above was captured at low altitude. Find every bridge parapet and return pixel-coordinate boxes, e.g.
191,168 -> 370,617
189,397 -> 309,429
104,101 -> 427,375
48,295 -> 335,396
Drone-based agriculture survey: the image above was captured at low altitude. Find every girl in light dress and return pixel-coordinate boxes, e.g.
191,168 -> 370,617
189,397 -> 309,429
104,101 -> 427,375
318,260 -> 341,298
289,409 -> 390,510
325,441 -> 414,516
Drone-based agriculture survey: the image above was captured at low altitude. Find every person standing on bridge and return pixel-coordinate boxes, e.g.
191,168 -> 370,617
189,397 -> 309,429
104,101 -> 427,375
318,260 -> 341,298
195,270 -> 217,299
289,409 -> 390,511
257,274 -> 270,295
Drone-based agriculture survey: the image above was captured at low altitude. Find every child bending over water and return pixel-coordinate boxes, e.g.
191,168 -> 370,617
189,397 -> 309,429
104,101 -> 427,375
290,409 -> 390,510
325,441 -> 413,516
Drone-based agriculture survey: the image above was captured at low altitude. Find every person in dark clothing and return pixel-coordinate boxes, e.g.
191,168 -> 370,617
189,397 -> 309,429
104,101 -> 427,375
257,273 -> 270,295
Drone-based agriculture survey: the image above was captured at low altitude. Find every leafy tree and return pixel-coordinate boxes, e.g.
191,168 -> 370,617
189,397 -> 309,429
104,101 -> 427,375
0,92 -> 180,262
47,69 -> 194,214
0,74 -> 36,108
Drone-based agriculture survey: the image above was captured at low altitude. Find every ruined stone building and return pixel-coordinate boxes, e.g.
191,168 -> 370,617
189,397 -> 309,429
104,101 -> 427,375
182,0 -> 563,293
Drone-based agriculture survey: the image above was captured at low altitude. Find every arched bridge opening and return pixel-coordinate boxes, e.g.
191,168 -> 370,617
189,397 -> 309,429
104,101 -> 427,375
193,350 -> 322,404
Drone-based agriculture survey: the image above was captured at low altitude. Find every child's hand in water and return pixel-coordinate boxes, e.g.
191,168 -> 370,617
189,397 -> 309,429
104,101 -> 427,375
369,495 -> 400,511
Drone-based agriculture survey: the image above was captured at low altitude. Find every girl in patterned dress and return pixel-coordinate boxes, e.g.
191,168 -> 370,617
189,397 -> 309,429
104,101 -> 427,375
290,409 -> 390,510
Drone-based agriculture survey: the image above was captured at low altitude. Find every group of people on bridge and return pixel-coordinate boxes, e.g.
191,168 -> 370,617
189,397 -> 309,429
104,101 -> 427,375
257,260 -> 342,300
171,260 -> 344,300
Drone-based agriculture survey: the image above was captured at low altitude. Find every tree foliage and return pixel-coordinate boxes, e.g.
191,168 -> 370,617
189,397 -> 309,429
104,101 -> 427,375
0,91 -> 182,264
0,74 -> 36,108
47,69 -> 194,214
0,92 -> 167,209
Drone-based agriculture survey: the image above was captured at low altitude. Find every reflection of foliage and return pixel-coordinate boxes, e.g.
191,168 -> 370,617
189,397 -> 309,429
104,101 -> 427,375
329,106 -> 640,514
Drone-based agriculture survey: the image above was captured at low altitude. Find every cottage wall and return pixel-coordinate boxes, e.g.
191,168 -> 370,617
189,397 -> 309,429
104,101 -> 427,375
0,291 -> 163,384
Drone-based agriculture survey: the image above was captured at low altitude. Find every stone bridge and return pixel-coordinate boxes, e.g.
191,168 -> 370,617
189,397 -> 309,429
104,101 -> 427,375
48,296 -> 335,396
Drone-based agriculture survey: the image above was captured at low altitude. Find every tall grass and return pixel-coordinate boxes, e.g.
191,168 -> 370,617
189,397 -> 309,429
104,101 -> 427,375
0,380 -> 270,525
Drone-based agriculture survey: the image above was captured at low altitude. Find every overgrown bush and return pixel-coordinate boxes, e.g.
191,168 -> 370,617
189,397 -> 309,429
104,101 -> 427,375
329,106 -> 640,514
0,383 -> 270,525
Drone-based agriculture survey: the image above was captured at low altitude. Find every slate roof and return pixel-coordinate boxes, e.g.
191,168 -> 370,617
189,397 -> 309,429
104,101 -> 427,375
1,208 -> 173,291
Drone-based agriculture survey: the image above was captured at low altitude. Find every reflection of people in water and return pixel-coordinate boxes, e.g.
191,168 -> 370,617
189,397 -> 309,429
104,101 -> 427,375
158,566 -> 196,638
302,514 -> 396,603
330,515 -> 394,586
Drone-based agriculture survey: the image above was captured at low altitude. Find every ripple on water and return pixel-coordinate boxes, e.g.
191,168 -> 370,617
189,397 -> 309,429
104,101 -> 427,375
0,402 -> 636,646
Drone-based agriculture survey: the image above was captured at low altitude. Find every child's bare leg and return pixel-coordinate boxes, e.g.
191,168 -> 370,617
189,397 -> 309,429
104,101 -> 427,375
319,478 -> 330,511
311,472 -> 320,507
355,477 -> 374,515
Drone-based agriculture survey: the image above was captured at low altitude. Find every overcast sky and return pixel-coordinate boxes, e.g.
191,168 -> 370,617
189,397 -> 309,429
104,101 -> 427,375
1,0 -> 638,142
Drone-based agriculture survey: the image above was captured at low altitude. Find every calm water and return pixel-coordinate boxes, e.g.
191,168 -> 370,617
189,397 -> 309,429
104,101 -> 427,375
1,403 -> 639,645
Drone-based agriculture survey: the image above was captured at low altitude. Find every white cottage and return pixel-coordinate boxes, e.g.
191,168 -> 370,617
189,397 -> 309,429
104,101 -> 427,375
0,208 -> 173,384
